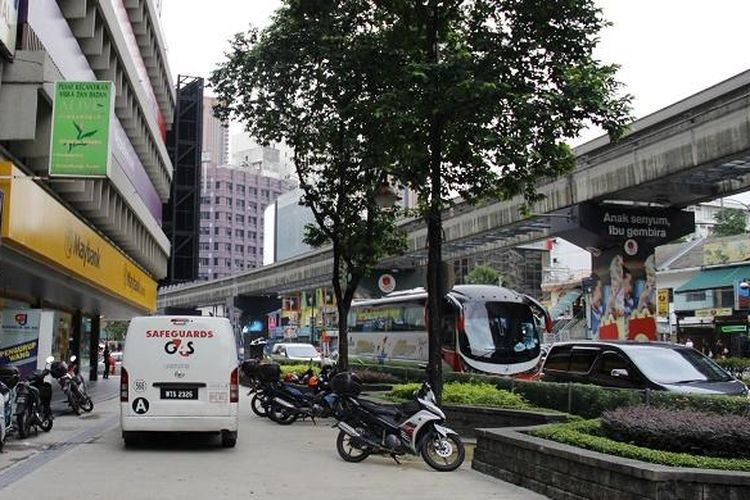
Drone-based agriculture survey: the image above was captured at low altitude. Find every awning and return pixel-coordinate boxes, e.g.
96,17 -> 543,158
675,264 -> 750,293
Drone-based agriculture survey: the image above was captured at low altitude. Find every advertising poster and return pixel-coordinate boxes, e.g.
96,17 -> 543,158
735,281 -> 750,311
49,81 -> 115,177
0,0 -> 19,58
0,309 -> 42,377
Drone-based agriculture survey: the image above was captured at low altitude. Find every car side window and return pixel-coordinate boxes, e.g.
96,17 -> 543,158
569,348 -> 598,373
544,346 -> 571,371
598,352 -> 629,376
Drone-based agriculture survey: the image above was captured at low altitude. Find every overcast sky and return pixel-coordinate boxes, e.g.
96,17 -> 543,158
160,0 -> 750,199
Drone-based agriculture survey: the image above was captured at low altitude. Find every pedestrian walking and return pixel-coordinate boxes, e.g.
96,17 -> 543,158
103,344 -> 111,379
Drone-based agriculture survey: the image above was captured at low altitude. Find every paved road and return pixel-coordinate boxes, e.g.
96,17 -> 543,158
0,392 -> 545,500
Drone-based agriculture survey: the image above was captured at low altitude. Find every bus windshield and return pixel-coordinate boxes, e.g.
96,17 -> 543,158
460,301 -> 540,364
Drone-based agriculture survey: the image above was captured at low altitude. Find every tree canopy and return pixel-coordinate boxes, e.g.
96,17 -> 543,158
466,265 -> 501,285
713,207 -> 748,237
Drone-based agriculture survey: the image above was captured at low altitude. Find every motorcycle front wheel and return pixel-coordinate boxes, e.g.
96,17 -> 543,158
80,395 -> 94,413
68,392 -> 81,415
420,431 -> 465,472
336,429 -> 370,463
39,411 -> 53,432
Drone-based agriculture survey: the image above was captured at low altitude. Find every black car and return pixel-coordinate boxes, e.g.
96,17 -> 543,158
541,341 -> 748,396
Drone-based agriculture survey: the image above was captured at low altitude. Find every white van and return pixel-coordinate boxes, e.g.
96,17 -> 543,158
120,316 -> 239,447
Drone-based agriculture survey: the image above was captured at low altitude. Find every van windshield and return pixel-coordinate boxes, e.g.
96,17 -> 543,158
460,301 -> 540,363
626,346 -> 732,384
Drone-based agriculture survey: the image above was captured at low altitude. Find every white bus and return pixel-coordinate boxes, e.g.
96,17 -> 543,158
347,285 -> 551,376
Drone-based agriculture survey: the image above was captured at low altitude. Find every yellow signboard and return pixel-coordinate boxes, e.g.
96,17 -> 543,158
695,307 -> 733,318
0,162 -> 156,311
656,288 -> 670,317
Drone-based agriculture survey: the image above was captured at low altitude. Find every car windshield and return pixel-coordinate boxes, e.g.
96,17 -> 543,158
626,346 -> 732,384
285,345 -> 319,358
460,301 -> 540,363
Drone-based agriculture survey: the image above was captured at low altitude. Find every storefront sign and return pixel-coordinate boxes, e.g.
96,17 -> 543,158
0,309 -> 41,377
0,0 -> 19,58
378,274 -> 396,294
0,162 -> 157,311
720,324 -> 748,334
735,280 -> 750,310
49,81 -> 115,177
657,288 -> 670,317
695,307 -> 733,318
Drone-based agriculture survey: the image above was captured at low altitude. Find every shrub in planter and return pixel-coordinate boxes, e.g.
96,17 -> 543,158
351,369 -> 400,384
716,357 -> 750,377
601,405 -> 750,458
649,391 -> 750,416
388,382 -> 529,409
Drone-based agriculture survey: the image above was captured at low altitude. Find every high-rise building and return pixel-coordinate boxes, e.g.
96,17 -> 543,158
198,165 -> 295,280
231,133 -> 295,180
0,1 -> 174,379
202,96 -> 229,167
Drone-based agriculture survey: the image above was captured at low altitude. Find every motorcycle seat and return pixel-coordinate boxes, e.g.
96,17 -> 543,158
358,398 -> 403,420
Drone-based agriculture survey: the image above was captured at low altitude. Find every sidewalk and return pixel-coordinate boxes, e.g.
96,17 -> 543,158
50,376 -> 120,416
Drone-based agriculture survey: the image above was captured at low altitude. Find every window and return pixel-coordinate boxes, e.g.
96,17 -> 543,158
215,196 -> 221,204
227,198 -> 233,207
235,229 -> 245,238
214,212 -> 220,220
237,200 -> 245,210
199,243 -> 210,251
236,215 -> 245,224
213,272 -> 220,279
249,187 -> 257,195
213,242 -> 219,251
214,227 -> 219,235
597,352 -> 629,376
199,258 -> 209,266
227,182 -> 233,190
249,232 -> 257,239
716,288 -> 735,308
215,181 -> 220,189
237,185 -> 245,194
213,257 -> 219,266
249,217 -> 257,225
261,189 -> 269,197
226,228 -> 232,237
200,227 -> 209,235
235,260 -> 244,269
569,348 -> 598,373
685,291 -> 706,302
200,212 -> 210,220
225,259 -> 232,267
225,243 -> 232,251
235,245 -> 244,253
248,246 -> 256,254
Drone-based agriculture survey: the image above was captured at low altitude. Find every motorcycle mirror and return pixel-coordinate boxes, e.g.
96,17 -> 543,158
46,356 -> 55,363
70,355 -> 77,362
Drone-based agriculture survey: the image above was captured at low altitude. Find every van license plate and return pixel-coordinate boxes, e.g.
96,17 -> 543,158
160,388 -> 198,400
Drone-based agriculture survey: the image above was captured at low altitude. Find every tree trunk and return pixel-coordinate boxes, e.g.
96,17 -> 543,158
336,301 -> 350,372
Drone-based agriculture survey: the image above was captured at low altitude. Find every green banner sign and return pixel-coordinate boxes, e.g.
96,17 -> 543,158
720,324 -> 748,334
49,81 -> 114,177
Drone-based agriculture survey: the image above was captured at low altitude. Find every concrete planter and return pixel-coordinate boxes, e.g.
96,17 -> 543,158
473,426 -> 750,500
442,405 -> 568,438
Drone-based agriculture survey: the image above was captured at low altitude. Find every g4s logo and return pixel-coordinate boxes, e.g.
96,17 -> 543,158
164,339 -> 195,357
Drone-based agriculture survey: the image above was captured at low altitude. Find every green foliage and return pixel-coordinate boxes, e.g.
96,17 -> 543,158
531,419 -> 750,471
465,265 -> 500,285
103,320 -> 129,341
388,382 -> 530,409
279,364 -> 319,377
648,391 -> 750,416
713,207 -> 748,237
351,369 -> 400,384
716,357 -> 750,377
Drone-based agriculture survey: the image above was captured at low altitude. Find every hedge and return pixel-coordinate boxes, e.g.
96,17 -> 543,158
716,357 -> 750,377
531,419 -> 750,471
444,371 -> 750,418
601,406 -> 750,458
388,382 -> 530,409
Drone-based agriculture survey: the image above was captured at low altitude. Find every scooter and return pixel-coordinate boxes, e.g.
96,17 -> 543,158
49,356 -> 93,415
14,368 -> 53,437
332,374 -> 465,472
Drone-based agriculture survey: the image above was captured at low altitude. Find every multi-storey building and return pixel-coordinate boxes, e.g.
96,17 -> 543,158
198,165 -> 295,280
0,0 -> 174,380
202,96 -> 229,167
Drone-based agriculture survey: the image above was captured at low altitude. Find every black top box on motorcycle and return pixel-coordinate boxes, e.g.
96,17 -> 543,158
258,362 -> 281,382
0,365 -> 19,389
331,372 -> 361,396
50,361 -> 68,379
241,359 -> 259,378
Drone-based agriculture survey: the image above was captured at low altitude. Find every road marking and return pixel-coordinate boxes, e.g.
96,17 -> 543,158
0,414 -> 119,491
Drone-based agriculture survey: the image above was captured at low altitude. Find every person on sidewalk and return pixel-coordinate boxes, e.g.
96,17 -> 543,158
102,344 -> 111,379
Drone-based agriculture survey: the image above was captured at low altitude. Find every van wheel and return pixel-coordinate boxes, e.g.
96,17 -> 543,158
221,431 -> 237,448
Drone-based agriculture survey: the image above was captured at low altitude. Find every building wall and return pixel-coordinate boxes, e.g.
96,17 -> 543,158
198,165 -> 295,280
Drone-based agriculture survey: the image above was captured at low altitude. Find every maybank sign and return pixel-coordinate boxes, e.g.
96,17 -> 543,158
0,162 -> 156,311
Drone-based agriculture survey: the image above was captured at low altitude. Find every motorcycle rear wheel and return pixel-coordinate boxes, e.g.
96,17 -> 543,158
420,431 -> 465,472
16,406 -> 33,438
250,394 -> 267,417
336,429 -> 370,463
267,403 -> 298,425
80,396 -> 94,413
39,412 -> 53,432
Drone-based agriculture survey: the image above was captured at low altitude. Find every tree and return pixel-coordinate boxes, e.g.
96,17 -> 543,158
366,0 -> 632,399
103,320 -> 129,341
210,1 -> 406,371
713,207 -> 748,237
466,265 -> 501,285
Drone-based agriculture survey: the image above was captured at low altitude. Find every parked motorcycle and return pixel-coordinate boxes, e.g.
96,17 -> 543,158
0,365 -> 20,442
331,373 -> 465,472
49,356 -> 93,415
14,367 -> 54,437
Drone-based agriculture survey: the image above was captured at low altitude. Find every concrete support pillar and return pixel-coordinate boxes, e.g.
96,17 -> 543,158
71,311 -> 82,375
89,315 -> 101,382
